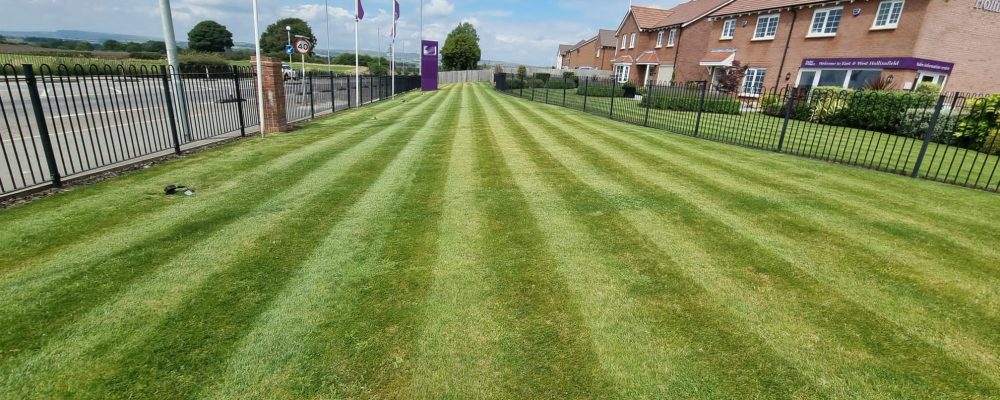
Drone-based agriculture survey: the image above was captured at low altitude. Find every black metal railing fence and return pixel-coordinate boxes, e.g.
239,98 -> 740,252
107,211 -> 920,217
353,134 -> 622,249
495,72 -> 1000,193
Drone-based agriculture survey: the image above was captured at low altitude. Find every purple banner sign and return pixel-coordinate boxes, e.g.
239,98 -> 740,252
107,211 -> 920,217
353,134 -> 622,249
421,40 -> 439,91
800,57 -> 954,73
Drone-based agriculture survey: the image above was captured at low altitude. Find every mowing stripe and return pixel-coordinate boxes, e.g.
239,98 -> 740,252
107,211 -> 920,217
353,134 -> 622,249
407,85 -> 504,398
473,88 -> 613,399
285,84 -> 462,398
481,85 -> 816,397
507,97 -> 1000,305
0,93 -> 420,268
0,91 -> 451,366
201,86 -> 460,399
77,100 -> 450,397
493,89 -> 999,396
0,91 -> 454,398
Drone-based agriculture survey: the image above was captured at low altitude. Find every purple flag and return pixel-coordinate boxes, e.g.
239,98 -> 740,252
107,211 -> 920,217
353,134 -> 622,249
356,0 -> 364,20
391,0 -> 400,38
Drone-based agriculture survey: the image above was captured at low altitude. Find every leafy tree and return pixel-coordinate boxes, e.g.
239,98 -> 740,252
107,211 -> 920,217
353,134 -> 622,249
260,18 -> 317,56
516,65 -> 527,80
187,20 -> 234,52
102,39 -> 123,51
716,61 -> 746,94
73,41 -> 93,51
441,22 -> 481,71
368,58 -> 389,75
141,41 -> 167,53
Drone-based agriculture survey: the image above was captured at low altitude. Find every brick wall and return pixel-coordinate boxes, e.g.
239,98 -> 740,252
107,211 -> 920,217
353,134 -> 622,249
253,56 -> 289,133
914,0 -> 1000,93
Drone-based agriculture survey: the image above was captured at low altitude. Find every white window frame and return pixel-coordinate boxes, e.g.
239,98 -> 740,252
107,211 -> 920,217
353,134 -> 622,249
808,6 -> 843,37
629,33 -> 637,49
753,14 -> 780,40
667,28 -> 677,47
614,64 -> 631,83
621,35 -> 627,49
656,31 -> 664,48
741,67 -> 767,96
596,47 -> 601,58
796,68 -> 885,89
872,0 -> 904,30
721,19 -> 736,39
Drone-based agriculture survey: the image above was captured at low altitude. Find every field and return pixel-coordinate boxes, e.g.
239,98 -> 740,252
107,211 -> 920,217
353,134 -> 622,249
230,60 -> 366,74
1,83 -> 998,398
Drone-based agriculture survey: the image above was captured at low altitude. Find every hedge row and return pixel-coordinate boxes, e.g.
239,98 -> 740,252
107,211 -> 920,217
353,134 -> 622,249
640,93 -> 741,115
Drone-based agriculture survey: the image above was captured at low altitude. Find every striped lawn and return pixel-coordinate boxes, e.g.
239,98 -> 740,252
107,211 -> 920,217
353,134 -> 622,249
1,83 -> 998,399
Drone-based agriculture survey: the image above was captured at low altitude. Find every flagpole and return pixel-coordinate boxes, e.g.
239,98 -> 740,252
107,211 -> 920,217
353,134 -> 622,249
391,0 -> 396,98
354,1 -> 361,107
419,0 -> 423,77
325,0 -> 331,73
252,0 -> 265,137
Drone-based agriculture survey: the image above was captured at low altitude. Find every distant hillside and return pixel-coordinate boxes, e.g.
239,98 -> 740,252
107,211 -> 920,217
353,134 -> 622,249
0,30 -> 157,43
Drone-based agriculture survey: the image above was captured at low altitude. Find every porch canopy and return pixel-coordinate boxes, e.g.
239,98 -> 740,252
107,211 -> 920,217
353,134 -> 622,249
700,50 -> 735,67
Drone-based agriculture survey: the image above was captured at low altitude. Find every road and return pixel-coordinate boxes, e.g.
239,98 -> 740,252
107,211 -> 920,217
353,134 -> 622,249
1,73 -> 387,195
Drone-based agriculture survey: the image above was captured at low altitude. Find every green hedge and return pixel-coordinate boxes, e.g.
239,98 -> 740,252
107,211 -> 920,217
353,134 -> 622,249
810,89 -> 936,133
760,94 -> 812,121
641,93 -> 741,115
545,79 -> 577,89
576,82 -> 621,97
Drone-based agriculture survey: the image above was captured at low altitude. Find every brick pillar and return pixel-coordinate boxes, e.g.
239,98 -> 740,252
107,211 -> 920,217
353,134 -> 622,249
252,56 -> 289,133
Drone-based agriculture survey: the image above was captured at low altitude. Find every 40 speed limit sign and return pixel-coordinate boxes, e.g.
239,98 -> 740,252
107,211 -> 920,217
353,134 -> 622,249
293,38 -> 312,54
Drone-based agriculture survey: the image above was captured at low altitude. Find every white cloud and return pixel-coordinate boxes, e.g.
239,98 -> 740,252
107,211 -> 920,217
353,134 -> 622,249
424,0 -> 454,18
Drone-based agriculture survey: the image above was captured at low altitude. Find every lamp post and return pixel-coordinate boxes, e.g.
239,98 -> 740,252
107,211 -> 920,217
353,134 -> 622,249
286,25 -> 293,67
252,0 -> 265,137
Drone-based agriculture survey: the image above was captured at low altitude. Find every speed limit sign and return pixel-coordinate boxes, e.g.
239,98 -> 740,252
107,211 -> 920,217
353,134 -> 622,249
293,38 -> 312,55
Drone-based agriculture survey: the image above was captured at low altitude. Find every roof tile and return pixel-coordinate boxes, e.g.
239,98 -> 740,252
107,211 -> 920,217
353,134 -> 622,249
711,0 -> 825,17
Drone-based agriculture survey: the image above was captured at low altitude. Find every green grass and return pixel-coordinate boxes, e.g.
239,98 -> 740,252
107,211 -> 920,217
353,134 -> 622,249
519,86 -> 1000,190
1,83 -> 999,399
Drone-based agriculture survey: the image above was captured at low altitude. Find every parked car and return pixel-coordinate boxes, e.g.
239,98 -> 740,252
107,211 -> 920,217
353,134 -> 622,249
282,64 -> 299,81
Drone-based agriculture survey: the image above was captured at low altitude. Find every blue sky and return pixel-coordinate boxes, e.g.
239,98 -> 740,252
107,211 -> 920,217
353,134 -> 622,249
1,0 -> 685,65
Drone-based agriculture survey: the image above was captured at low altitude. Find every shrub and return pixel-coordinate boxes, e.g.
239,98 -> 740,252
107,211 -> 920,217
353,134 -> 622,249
535,73 -> 550,83
956,94 -> 1000,153
128,51 -> 163,60
898,107 -> 962,140
508,79 -> 524,89
810,89 -> 935,133
914,82 -> 942,96
177,52 -> 229,69
545,79 -> 577,89
641,93 -> 741,115
576,81 -> 622,97
516,65 -> 527,80
528,78 -> 545,88
760,93 -> 812,120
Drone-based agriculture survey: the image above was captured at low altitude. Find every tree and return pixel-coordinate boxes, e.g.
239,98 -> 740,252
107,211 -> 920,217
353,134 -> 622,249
260,18 -> 317,56
102,39 -> 123,51
716,61 -> 747,94
368,58 -> 389,75
441,22 -> 481,71
187,20 -> 234,52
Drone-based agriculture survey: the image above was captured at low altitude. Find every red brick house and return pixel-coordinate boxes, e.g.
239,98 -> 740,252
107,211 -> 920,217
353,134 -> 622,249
613,0 -> 735,84
564,30 -> 619,71
703,0 -> 1000,94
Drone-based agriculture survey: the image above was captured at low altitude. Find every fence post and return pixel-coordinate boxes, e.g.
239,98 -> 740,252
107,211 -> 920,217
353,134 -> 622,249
231,66 -> 247,137
609,79 -> 617,119
562,74 -> 567,107
693,82 -> 708,137
159,65 -> 183,154
583,76 -> 589,112
532,75 -> 536,101
777,87 -> 798,152
329,73 -> 335,112
520,74 -> 525,98
347,76 -> 353,108
308,72 -> 315,120
910,95 -> 947,178
21,64 -> 62,187
643,80 -> 652,127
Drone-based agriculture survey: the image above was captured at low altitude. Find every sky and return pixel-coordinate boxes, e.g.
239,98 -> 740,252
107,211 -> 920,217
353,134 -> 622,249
0,0 -> 684,66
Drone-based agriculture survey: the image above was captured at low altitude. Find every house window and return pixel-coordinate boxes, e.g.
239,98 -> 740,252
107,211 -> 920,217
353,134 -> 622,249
798,69 -> 884,89
667,28 -> 677,47
753,14 -> 779,40
873,0 -> 904,29
614,64 -> 631,83
741,68 -> 766,96
597,47 -> 601,58
629,33 -> 637,48
809,7 -> 843,36
721,19 -> 736,39
621,35 -> 627,49
656,31 -> 664,48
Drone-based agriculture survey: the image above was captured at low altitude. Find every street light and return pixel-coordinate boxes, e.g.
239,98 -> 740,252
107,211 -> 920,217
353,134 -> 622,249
286,25 -> 292,66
